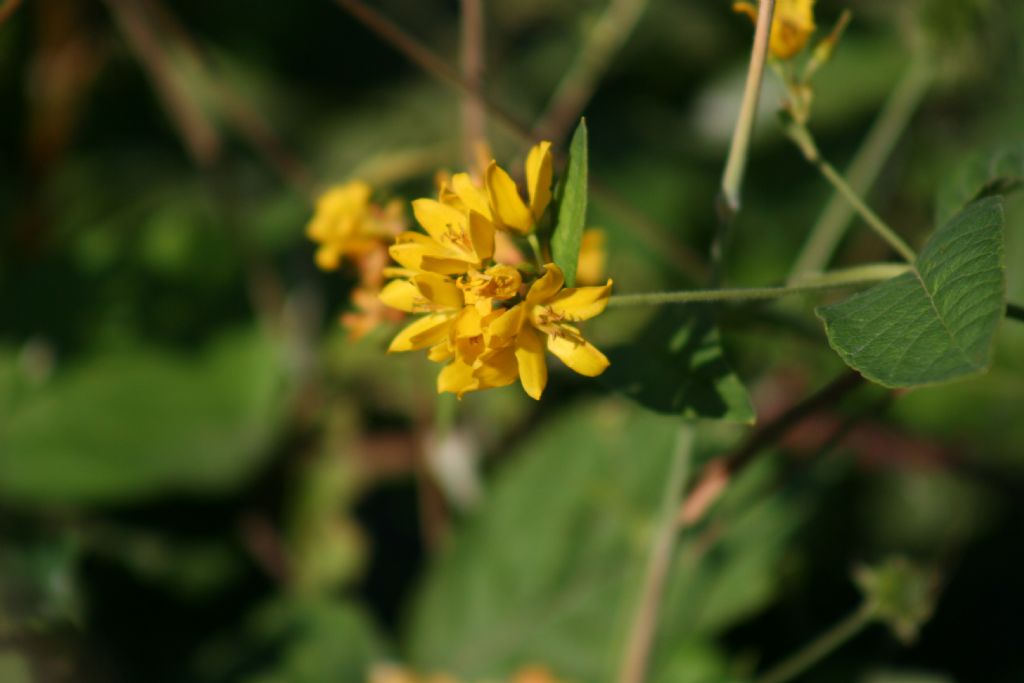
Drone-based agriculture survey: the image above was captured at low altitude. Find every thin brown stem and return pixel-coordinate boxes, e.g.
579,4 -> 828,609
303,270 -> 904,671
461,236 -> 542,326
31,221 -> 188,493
104,0 -> 220,167
533,0 -> 650,144
140,0 -> 317,199
459,0 -> 487,178
678,371 -> 864,527
0,0 -> 22,26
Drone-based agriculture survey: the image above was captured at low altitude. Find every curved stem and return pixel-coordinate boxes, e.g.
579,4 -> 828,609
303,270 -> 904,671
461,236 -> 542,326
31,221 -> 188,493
617,427 -> 694,683
607,264 -> 907,308
783,117 -> 917,263
789,59 -> 932,277
755,604 -> 875,683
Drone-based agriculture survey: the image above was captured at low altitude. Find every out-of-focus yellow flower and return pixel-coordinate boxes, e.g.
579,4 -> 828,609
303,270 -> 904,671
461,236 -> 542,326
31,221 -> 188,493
575,228 -> 608,286
368,664 -> 460,683
512,666 -> 573,683
486,263 -> 612,400
307,181 -> 394,270
734,0 -> 816,60
483,141 -> 553,235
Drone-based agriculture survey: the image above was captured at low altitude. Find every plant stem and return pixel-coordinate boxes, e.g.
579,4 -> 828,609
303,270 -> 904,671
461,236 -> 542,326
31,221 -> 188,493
533,0 -> 649,144
459,0 -> 486,178
755,603 -> 875,683
607,264 -> 906,308
720,0 -> 775,218
789,59 -> 933,278
527,233 -> 546,268
617,426 -> 694,683
1008,302 -> 1024,323
783,118 -> 917,263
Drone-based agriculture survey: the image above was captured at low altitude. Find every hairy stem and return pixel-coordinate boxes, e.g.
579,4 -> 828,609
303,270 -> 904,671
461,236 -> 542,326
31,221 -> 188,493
534,0 -> 650,144
783,118 -> 917,263
755,604 -> 875,683
789,59 -> 933,277
607,264 -> 906,308
617,427 -> 694,683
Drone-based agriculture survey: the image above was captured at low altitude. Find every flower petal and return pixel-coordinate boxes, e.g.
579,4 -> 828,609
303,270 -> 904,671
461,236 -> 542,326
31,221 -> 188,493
437,359 -> 479,398
389,233 -> 469,275
379,279 -> 423,312
468,211 -> 495,261
526,264 -> 565,305
525,141 -> 553,221
474,347 -> 519,389
486,304 -> 526,344
485,161 -> 533,234
547,279 -> 613,321
451,173 -> 493,220
547,332 -> 610,377
388,312 -> 454,353
515,326 -> 548,400
412,198 -> 468,243
413,273 -> 463,309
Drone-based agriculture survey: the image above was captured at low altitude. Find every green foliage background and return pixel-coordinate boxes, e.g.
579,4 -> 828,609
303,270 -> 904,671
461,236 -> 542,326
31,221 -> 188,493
2,0 -> 1024,682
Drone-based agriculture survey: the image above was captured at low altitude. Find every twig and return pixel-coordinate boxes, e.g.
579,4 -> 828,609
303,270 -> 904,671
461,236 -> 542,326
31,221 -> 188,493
103,0 -> 220,167
678,371 -> 864,527
140,0 -> 317,199
789,59 -> 933,278
617,426 -> 694,683
533,0 -> 650,144
459,0 -> 487,178
0,0 -> 22,26
719,0 -> 775,219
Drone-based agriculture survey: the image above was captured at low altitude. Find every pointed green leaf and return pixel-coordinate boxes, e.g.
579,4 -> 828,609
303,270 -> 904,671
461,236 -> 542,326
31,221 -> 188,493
936,142 -> 1024,225
818,197 -> 1005,388
600,306 -> 755,423
551,119 -> 588,286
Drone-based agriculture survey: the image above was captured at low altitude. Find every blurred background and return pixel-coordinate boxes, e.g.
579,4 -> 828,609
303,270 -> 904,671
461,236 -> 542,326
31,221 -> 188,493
2,0 -> 1024,682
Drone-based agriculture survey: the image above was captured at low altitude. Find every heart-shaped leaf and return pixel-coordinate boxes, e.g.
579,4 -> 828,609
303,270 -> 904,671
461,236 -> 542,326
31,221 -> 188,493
818,197 -> 1005,388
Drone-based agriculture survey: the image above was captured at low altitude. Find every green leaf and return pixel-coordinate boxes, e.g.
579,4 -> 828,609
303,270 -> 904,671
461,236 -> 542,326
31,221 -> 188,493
936,142 -> 1024,225
0,329 -> 286,505
600,307 -> 755,423
406,399 -> 806,682
817,197 -> 1005,388
551,119 -> 588,287
194,597 -> 384,683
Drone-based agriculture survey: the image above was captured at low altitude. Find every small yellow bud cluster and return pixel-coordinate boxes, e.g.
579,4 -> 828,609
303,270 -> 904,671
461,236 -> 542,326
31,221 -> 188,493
306,180 -> 408,339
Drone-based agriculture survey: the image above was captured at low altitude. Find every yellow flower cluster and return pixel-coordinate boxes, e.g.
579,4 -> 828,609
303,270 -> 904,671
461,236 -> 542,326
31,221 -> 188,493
378,142 -> 613,400
370,664 -> 571,683
734,0 -> 816,60
306,180 -> 408,339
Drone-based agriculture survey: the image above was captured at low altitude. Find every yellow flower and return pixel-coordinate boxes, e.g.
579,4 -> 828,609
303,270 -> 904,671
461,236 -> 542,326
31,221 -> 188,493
734,0 -> 816,60
389,198 -> 495,276
483,141 -> 553,235
458,264 -> 524,313
513,666 -> 573,683
487,263 -> 612,400
306,180 -> 390,270
381,273 -> 464,352
575,228 -> 608,286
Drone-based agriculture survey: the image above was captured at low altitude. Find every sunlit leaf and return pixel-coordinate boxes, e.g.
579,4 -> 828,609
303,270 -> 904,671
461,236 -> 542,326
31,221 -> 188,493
818,197 -> 1005,387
